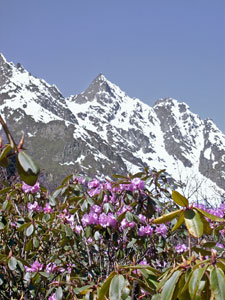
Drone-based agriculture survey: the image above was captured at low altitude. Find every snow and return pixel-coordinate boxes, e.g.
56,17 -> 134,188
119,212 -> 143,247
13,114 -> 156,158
1,56 -> 225,205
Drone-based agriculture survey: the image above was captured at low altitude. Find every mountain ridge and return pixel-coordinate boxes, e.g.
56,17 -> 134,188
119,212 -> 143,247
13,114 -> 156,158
0,53 -> 224,204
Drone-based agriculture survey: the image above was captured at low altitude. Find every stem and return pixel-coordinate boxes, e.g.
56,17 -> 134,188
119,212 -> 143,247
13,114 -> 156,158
0,114 -> 18,152
75,212 -> 92,267
188,233 -> 191,257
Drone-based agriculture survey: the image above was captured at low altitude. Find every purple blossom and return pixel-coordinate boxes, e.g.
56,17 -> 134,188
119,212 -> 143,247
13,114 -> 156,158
25,260 -> 43,272
117,205 -> 132,216
99,213 -> 109,227
138,225 -> 153,236
81,212 -> 98,226
88,179 -> 100,189
107,213 -> 117,228
46,263 -> 57,274
88,186 -> 102,197
220,228 -> 225,236
74,225 -> 82,234
22,182 -> 40,194
155,224 -> 167,238
27,201 -> 42,213
65,214 -> 75,225
74,176 -> 86,185
175,244 -> 188,253
109,193 -> 116,203
48,294 -> 56,300
119,183 -> 134,192
91,205 -> 102,214
138,214 -> 147,224
131,178 -> 145,190
128,221 -> 136,228
103,181 -> 113,191
87,237 -> 93,244
120,219 -> 129,230
43,203 -> 53,214
216,243 -> 224,249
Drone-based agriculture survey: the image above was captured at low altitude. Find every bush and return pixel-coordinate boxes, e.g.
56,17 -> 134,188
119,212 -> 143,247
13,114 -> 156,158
0,117 -> 224,299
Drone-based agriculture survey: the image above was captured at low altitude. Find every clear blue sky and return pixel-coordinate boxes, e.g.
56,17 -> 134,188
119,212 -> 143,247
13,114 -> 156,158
0,0 -> 224,131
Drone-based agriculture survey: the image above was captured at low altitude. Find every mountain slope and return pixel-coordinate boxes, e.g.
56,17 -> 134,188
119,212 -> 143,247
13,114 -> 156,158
0,54 -> 224,203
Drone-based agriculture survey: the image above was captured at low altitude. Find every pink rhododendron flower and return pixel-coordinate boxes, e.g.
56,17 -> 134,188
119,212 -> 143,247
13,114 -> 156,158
131,178 -> 145,190
175,244 -> 188,253
155,224 -> 167,238
88,179 -> 100,189
74,176 -> 86,185
138,214 -> 147,224
46,263 -> 57,274
138,225 -> 153,236
25,260 -> 43,272
216,243 -> 224,249
99,213 -> 109,227
87,237 -> 93,244
27,201 -> 42,213
74,225 -> 82,234
48,293 -> 56,300
22,182 -> 40,194
91,205 -> 102,214
43,203 -> 53,214
107,213 -> 117,228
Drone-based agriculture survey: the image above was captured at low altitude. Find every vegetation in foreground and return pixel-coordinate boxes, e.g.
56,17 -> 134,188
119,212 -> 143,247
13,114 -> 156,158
0,116 -> 224,299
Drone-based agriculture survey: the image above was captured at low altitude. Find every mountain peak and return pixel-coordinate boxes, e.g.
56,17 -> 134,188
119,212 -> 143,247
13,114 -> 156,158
0,53 -> 7,64
94,72 -> 107,82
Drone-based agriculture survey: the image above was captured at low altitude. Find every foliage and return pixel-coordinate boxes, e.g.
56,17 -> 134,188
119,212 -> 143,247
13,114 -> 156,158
0,117 -> 224,299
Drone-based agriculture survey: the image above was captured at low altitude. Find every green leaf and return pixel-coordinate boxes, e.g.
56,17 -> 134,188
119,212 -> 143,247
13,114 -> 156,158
121,265 -> 161,275
184,209 -> 203,238
172,191 -> 189,207
0,157 -> 8,167
210,267 -> 225,300
25,239 -> 33,252
109,274 -> 125,300
161,271 -> 182,300
55,286 -> 63,300
18,151 -> 40,175
17,222 -> 32,232
64,224 -> 73,237
17,151 -> 40,186
195,207 -> 225,223
0,187 -> 11,195
17,161 -> 39,186
131,172 -> 145,179
125,211 -> 133,222
0,222 -> 5,230
8,256 -> 17,271
26,224 -> 34,237
98,271 -> 117,300
33,236 -> 39,248
0,144 -> 12,161
151,294 -> 161,300
188,264 -> 208,299
171,211 -> 185,232
153,209 -> 182,224
112,174 -> 128,179
61,174 -> 73,185
199,214 -> 212,235
2,200 -> 10,211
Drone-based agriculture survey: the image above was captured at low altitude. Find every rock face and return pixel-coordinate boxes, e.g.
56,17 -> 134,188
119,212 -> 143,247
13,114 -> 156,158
0,53 -> 225,203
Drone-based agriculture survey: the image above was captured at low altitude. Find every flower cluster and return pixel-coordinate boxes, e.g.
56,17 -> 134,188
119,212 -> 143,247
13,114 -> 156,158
27,201 -> 53,214
22,182 -> 40,194
175,244 -> 188,253
25,260 -> 43,272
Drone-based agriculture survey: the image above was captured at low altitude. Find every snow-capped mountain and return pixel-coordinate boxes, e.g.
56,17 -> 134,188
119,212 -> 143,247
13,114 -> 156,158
0,53 -> 225,204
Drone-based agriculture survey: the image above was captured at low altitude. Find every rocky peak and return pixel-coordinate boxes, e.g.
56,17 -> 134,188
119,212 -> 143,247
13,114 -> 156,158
0,54 -> 225,204
0,53 -> 7,64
